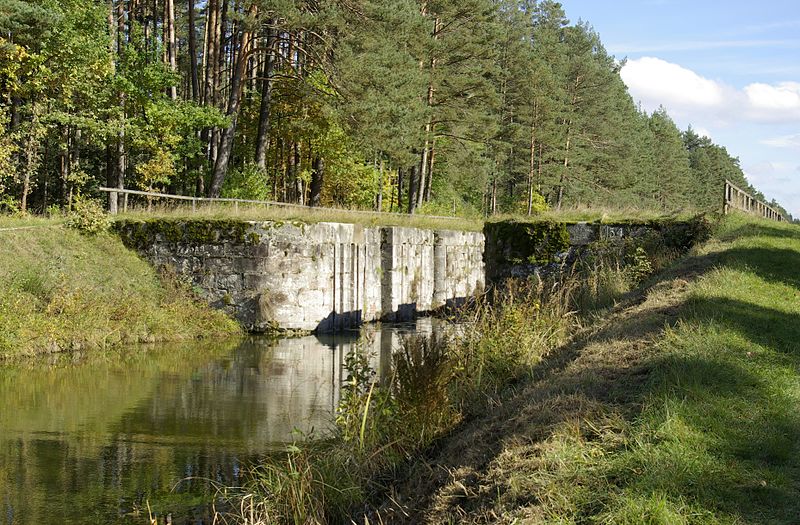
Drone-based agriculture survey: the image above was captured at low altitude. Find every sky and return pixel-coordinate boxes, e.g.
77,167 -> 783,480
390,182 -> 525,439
560,0 -> 800,217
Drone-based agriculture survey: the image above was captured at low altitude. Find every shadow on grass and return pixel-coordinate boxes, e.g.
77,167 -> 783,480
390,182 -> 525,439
716,246 -> 800,291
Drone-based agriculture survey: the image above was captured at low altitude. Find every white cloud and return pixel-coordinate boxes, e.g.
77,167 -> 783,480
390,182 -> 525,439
693,127 -> 713,139
620,57 -> 726,110
760,133 -> 800,149
621,57 -> 800,124
744,82 -> 800,121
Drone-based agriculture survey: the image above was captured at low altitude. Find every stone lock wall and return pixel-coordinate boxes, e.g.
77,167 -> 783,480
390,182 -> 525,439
114,216 -> 705,333
115,219 -> 485,333
484,217 -> 711,282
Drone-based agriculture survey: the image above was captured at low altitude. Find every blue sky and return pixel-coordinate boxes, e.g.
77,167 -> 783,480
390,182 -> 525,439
560,0 -> 800,216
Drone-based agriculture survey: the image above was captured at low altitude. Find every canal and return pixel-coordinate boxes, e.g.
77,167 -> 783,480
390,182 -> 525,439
0,320 -> 440,524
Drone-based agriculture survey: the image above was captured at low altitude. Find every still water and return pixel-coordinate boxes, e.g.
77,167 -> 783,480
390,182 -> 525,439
0,320 -> 437,524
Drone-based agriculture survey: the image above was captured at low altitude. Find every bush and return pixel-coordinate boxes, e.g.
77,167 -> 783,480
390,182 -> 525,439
65,195 -> 111,234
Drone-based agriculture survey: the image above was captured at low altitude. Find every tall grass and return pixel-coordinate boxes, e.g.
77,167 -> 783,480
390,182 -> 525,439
218,255 -> 643,524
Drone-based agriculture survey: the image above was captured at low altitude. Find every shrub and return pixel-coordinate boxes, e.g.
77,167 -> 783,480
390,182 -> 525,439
65,195 -> 111,234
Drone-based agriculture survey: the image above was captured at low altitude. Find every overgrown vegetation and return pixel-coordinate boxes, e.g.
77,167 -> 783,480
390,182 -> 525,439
216,232 -> 665,524
0,218 -> 239,358
365,213 -> 800,524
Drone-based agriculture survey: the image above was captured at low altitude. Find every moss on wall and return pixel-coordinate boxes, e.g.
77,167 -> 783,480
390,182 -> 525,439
112,219 -> 257,250
485,220 -> 570,266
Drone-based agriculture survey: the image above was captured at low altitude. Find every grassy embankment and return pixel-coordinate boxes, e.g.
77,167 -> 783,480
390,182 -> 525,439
0,217 -> 239,359
383,213 -> 800,524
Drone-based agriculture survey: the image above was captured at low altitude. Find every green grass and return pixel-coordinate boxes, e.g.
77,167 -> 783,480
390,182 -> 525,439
115,202 -> 486,232
0,217 -> 240,359
389,213 -> 800,524
112,200 -> 692,233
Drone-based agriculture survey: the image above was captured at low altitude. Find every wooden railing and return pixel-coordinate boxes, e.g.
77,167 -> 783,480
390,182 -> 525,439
723,180 -> 784,222
98,186 -> 465,222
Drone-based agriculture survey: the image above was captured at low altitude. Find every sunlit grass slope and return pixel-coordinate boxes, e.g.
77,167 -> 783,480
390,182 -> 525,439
0,219 -> 239,359
402,213 -> 800,524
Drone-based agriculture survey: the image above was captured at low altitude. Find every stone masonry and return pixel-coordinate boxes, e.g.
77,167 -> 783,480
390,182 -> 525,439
116,219 -> 485,333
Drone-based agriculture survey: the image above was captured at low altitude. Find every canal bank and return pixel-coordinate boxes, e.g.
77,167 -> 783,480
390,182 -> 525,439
0,220 -> 239,359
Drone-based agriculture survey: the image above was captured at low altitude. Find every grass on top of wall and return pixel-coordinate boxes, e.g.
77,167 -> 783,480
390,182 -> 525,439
114,202 -> 486,232
111,199 -> 694,233
0,217 -> 240,359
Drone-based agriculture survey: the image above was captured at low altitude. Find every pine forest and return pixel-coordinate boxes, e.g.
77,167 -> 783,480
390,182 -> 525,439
0,0 -> 792,219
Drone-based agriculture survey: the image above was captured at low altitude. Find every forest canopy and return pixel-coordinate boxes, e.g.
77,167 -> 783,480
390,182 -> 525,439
0,0 -> 791,220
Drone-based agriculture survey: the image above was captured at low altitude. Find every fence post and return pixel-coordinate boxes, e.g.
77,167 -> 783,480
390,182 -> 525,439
109,191 -> 118,215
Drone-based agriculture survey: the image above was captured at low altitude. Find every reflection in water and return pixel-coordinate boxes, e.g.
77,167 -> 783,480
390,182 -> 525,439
0,320 -> 438,524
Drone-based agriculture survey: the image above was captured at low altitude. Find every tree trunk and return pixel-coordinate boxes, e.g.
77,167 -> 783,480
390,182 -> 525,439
254,25 -> 276,169
293,143 -> 303,204
165,0 -> 177,100
202,0 -> 216,105
209,4 -> 257,197
425,141 -> 435,202
490,172 -> 497,215
187,0 -> 199,101
60,137 -> 68,208
217,0 -> 229,106
116,103 -> 126,201
309,156 -> 324,207
407,164 -> 418,214
527,120 -> 536,215
556,123 -> 571,210
395,167 -> 403,212
376,158 -> 384,211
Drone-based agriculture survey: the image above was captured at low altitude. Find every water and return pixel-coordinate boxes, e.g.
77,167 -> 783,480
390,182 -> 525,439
0,320 -> 438,525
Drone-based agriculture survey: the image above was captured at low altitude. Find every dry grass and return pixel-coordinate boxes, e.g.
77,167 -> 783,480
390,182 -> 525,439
489,204 -> 699,225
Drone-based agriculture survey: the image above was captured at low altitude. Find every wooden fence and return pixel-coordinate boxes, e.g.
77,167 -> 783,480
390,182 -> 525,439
98,186 -> 465,222
723,180 -> 784,222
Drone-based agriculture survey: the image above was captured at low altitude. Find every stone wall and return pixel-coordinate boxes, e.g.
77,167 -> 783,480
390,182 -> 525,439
115,219 -> 485,333
484,217 -> 711,282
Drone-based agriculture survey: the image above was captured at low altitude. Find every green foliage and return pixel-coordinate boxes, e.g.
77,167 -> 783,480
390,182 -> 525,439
0,0 -> 789,220
485,219 -> 571,265
625,246 -> 654,285
64,194 -> 110,234
221,163 -> 271,201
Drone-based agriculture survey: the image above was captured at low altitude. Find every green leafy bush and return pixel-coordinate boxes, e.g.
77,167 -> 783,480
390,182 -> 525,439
65,195 -> 111,234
